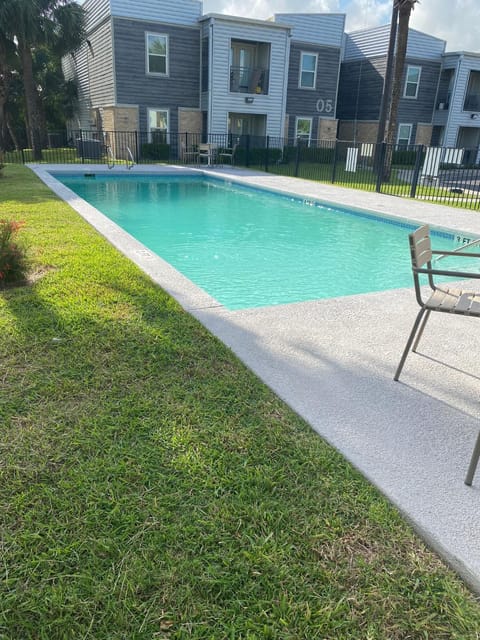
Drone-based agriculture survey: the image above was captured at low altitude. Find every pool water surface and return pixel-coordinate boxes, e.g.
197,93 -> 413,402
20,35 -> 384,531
56,173 -> 461,310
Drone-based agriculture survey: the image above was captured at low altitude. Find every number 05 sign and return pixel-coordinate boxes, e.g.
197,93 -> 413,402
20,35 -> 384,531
316,99 -> 333,113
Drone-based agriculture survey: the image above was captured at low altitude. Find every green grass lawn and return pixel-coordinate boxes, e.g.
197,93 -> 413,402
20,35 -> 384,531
1,164 -> 480,639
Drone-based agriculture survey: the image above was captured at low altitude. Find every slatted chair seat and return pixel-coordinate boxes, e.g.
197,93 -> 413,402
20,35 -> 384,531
425,286 -> 480,315
393,225 -> 480,485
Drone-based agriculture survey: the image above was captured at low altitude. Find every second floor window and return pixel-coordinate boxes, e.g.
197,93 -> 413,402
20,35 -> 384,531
404,65 -> 421,98
464,70 -> 480,111
146,33 -> 168,75
299,52 -> 317,89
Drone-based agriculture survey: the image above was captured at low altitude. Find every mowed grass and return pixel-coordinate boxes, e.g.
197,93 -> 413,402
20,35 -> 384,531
1,165 -> 480,639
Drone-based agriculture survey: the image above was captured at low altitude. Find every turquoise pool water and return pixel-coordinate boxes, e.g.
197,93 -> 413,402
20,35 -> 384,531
55,173 -> 461,310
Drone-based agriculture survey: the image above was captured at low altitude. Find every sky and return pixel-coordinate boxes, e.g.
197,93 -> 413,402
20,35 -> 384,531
201,0 -> 480,52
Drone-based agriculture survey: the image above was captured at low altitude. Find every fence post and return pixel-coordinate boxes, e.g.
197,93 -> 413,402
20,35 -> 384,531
265,136 -> 270,172
331,140 -> 339,184
375,143 -> 387,192
21,148 -> 25,164
245,135 -> 250,167
410,144 -> 425,199
294,140 -> 300,177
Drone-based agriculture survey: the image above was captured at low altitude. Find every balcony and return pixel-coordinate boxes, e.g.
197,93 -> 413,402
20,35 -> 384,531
230,66 -> 269,95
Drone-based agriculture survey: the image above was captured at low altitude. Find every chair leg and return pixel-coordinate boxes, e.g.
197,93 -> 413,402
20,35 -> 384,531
394,308 -> 426,381
465,431 -> 480,486
412,309 -> 431,353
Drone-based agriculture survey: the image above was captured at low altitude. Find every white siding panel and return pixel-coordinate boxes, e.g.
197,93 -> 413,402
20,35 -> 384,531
208,19 -> 289,136
83,0 -> 111,32
442,54 -> 480,147
110,0 -> 201,26
274,13 -> 345,48
63,19 -> 115,128
344,26 -> 445,61
89,20 -> 115,106
343,26 -> 390,60
406,29 -> 445,59
65,46 -> 92,128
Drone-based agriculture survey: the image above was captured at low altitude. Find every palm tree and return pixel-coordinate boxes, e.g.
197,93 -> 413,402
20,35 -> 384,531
0,0 -> 86,160
0,23 -> 16,152
385,0 -> 419,147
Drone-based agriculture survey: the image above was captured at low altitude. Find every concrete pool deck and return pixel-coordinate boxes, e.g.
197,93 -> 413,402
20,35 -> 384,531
31,163 -> 480,593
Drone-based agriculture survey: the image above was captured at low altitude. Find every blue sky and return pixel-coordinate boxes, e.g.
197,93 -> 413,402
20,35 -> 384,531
201,0 -> 479,51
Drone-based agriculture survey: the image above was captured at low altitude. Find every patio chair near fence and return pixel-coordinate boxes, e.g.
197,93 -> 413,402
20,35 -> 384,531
393,224 -> 480,485
218,143 -> 238,166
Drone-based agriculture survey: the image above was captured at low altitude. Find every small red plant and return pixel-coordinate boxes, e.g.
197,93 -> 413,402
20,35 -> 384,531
0,219 -> 29,287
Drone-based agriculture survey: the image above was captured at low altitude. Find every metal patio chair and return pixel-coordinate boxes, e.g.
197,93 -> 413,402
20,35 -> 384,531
394,225 -> 480,381
393,225 -> 480,485
218,143 -> 238,166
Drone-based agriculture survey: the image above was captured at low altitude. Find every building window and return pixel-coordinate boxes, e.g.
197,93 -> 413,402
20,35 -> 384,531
299,52 -> 317,89
404,65 -> 421,98
146,33 -> 168,75
397,123 -> 412,146
295,117 -> 313,144
148,108 -> 169,142
463,70 -> 480,111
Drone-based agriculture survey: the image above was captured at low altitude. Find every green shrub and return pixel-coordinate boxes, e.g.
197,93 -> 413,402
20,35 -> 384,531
391,149 -> 423,166
235,146 -> 283,166
0,219 -> 29,287
281,145 -> 335,164
140,143 -> 170,161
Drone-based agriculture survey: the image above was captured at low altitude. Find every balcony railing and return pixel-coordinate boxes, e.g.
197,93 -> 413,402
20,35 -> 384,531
464,93 -> 480,111
230,66 -> 269,95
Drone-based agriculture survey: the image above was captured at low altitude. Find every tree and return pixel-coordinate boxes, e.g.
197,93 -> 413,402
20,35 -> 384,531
385,0 -> 419,148
0,23 -> 16,152
0,0 -> 86,160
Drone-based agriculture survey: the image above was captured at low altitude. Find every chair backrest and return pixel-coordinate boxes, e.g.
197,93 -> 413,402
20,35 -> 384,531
409,225 -> 432,269
409,225 -> 435,303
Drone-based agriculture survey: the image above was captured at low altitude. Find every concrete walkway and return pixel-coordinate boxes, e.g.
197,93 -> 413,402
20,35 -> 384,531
32,163 -> 480,593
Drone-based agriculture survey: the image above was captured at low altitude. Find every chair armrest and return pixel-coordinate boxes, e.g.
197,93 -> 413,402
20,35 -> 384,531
415,267 -> 480,279
432,249 -> 480,258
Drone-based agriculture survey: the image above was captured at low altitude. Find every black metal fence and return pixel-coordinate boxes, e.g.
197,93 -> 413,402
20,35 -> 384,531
3,129 -> 480,209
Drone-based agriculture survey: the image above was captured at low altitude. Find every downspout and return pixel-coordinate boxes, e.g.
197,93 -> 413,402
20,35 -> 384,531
280,29 -> 291,140
333,16 -> 346,141
208,19 -> 214,137
447,53 -> 464,147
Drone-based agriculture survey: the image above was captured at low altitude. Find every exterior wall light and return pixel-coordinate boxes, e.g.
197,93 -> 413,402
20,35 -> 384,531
471,113 -> 479,120
245,97 -> 254,104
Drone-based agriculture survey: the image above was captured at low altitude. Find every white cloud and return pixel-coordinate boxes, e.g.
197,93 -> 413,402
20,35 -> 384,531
202,0 -> 339,20
201,0 -> 480,52
409,0 -> 480,51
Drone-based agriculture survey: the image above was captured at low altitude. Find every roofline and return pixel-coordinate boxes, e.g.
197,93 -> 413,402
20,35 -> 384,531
443,51 -> 480,59
346,23 -> 446,45
199,13 -> 291,30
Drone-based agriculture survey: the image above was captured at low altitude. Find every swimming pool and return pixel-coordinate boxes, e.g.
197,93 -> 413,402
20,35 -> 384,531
54,173 -> 464,310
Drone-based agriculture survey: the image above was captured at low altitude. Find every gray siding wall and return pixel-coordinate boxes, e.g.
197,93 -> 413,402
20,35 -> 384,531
337,57 -> 385,120
337,56 -> 440,127
110,0 -> 201,25
274,13 -> 345,47
113,17 -> 200,133
286,43 -> 341,139
397,58 -> 441,124
205,18 -> 290,136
